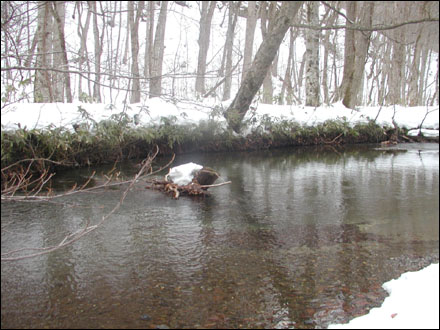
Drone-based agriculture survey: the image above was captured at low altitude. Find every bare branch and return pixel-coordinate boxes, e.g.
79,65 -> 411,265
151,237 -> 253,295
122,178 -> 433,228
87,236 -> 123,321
291,17 -> 439,32
1,146 -> 174,261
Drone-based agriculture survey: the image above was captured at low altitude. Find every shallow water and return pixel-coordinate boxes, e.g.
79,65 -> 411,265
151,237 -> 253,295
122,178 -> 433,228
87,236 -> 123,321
2,143 -> 439,329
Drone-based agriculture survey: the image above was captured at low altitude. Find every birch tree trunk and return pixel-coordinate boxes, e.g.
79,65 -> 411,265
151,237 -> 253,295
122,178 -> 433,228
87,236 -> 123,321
225,1 -> 304,132
195,1 -> 216,96
150,1 -> 168,98
305,1 -> 320,107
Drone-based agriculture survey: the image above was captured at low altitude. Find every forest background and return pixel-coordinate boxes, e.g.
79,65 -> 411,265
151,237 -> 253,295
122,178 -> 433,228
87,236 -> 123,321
1,1 -> 439,113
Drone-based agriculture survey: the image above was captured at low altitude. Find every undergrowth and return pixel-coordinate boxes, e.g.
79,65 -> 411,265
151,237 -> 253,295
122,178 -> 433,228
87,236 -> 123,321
2,115 -> 390,175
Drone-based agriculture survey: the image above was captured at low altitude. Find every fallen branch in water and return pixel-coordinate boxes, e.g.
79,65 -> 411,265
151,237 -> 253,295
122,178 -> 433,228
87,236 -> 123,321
1,146 -> 174,262
146,179 -> 231,199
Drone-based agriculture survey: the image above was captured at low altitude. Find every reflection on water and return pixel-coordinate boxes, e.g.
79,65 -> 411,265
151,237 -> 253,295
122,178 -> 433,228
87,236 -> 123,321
2,143 -> 439,329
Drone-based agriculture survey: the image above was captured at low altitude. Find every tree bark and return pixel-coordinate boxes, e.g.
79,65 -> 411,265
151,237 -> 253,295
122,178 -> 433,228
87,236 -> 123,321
144,1 -> 155,79
242,1 -> 257,82
90,1 -> 103,102
225,1 -> 304,132
49,1 -> 72,103
195,1 -> 216,96
305,1 -> 320,107
34,1 -> 53,103
150,1 -> 168,98
341,1 -> 374,109
128,1 -> 144,103
222,1 -> 238,101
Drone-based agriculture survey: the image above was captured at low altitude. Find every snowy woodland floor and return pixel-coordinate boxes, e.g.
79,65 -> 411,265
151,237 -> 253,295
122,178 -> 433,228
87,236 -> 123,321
1,98 -> 439,138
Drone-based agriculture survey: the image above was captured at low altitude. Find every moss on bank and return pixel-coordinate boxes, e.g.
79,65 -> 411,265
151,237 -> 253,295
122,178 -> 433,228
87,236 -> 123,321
0,116 -> 417,178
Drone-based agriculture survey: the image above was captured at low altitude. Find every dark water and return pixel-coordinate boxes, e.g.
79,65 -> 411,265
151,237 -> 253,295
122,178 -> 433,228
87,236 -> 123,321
2,143 -> 439,329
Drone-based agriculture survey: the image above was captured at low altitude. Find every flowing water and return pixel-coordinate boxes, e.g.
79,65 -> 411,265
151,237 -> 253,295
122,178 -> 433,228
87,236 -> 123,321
2,143 -> 439,329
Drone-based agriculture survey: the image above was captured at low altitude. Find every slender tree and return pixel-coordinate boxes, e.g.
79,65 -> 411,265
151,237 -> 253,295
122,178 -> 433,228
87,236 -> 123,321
195,1 -> 216,96
34,1 -> 53,102
150,1 -> 168,98
49,1 -> 72,103
222,1 -> 239,101
242,0 -> 257,82
305,1 -> 320,106
225,1 -> 304,132
128,1 -> 144,103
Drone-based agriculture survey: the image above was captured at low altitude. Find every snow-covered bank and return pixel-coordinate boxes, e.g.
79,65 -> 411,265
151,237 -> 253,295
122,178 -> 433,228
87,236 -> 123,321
1,99 -> 439,137
328,263 -> 439,329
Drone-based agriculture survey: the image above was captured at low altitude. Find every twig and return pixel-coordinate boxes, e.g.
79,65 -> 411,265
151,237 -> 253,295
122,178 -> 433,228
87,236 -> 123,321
1,146 -> 173,261
199,181 -> 232,189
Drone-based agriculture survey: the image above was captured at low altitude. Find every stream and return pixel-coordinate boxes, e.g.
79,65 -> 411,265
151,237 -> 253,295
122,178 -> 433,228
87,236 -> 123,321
1,143 -> 439,329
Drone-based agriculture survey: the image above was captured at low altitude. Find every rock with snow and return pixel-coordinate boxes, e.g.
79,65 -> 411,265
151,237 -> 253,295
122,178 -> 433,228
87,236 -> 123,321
165,162 -> 203,186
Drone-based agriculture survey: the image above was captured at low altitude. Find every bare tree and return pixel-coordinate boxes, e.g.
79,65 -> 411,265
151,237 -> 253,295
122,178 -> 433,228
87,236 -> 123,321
242,0 -> 257,82
34,1 -> 53,102
260,1 -> 276,104
49,1 -> 72,103
222,1 -> 239,101
144,1 -> 155,80
75,1 -> 92,98
89,1 -> 104,102
225,1 -> 304,132
279,28 -> 297,105
150,1 -> 168,98
339,1 -> 374,109
195,1 -> 216,96
305,1 -> 320,106
128,1 -> 145,103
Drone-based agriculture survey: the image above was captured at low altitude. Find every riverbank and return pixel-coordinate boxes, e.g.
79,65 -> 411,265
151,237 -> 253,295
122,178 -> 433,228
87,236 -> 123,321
1,99 -> 438,175
328,263 -> 439,329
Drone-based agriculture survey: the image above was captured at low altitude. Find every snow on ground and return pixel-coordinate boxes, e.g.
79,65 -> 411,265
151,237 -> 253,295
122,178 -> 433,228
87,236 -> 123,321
1,98 -> 439,329
1,98 -> 439,137
328,263 -> 439,329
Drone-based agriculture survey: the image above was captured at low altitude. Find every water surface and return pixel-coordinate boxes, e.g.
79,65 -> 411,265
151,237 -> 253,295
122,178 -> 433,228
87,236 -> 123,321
2,143 -> 439,329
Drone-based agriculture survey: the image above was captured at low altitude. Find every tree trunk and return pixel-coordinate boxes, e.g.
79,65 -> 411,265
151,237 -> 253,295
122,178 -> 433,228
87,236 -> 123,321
225,1 -> 304,132
241,1 -> 257,82
279,28 -> 296,105
337,1 -> 356,107
195,1 -> 216,96
128,1 -> 144,103
341,1 -> 374,109
76,2 -> 92,98
222,1 -> 238,101
144,1 -> 155,79
261,2 -> 276,104
89,1 -> 102,102
34,1 -> 53,103
305,1 -> 320,107
150,1 -> 168,98
49,1 -> 72,103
